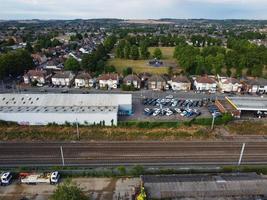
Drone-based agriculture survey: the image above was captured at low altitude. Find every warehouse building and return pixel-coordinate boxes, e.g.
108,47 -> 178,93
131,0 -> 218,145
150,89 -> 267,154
216,96 -> 267,118
141,173 -> 267,199
0,94 -> 132,126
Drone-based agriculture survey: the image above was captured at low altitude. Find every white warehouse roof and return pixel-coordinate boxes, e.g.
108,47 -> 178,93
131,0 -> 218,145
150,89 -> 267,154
0,93 -> 132,108
0,94 -> 132,126
227,97 -> 267,111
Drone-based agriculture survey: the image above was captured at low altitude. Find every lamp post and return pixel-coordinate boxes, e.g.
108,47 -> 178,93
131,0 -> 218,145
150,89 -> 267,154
76,118 -> 80,140
211,113 -> 216,130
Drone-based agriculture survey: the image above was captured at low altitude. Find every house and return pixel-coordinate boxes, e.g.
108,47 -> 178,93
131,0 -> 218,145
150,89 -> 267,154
97,73 -> 120,89
241,78 -> 267,94
147,75 -> 168,91
217,76 -> 242,93
168,75 -> 191,91
123,74 -> 141,89
139,72 -> 151,88
194,76 -> 217,92
51,71 -> 75,87
23,70 -> 51,85
75,72 -> 94,88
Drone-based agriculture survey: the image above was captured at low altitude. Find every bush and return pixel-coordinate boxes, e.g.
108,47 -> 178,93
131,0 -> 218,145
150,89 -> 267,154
118,121 -> 181,129
191,114 -> 234,126
130,165 -> 145,176
117,166 -> 126,176
121,84 -> 137,91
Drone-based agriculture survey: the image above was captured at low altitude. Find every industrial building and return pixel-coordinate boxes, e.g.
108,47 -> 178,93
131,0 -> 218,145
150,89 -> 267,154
141,173 -> 267,199
0,94 -> 132,126
216,96 -> 267,118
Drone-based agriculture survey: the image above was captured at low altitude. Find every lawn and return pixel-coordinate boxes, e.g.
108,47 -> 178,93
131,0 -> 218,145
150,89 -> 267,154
108,47 -> 178,75
148,47 -> 175,60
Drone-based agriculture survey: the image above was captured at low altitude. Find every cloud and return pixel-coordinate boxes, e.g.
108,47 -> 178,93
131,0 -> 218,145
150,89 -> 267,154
0,0 -> 266,19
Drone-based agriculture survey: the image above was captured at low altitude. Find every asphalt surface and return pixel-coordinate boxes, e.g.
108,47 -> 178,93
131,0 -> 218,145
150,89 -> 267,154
1,141 -> 267,167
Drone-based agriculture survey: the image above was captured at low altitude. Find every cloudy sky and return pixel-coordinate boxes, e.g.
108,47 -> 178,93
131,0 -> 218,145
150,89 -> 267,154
0,0 -> 267,20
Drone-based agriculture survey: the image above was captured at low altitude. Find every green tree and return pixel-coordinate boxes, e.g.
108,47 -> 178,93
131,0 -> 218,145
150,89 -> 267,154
140,41 -> 150,59
0,49 -> 34,79
153,48 -> 162,59
64,57 -> 80,72
131,45 -> 140,60
50,180 -> 88,200
123,67 -> 133,76
124,41 -> 131,59
251,64 -> 263,77
25,42 -> 33,53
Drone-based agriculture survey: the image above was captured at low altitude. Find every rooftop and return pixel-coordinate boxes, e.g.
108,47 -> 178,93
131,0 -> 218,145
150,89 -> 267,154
142,173 -> 267,199
227,96 -> 267,111
0,94 -> 132,111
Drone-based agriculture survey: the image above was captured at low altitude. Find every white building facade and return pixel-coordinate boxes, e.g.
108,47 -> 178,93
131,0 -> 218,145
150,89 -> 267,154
51,71 -> 75,86
0,94 -> 132,126
194,77 -> 217,92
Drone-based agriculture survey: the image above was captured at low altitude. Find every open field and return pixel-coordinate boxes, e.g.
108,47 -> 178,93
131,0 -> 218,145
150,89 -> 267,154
108,47 -> 179,74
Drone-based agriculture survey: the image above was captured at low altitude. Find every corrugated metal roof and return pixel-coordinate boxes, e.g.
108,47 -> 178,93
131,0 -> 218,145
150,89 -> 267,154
0,106 -> 118,114
228,97 -> 267,111
0,94 -> 132,108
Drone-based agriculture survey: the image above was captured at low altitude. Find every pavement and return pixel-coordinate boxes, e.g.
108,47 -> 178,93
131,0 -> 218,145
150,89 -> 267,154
0,177 -> 140,200
1,141 -> 267,167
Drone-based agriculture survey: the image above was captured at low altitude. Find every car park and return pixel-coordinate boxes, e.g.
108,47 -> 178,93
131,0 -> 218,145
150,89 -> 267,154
153,109 -> 161,116
141,97 -> 205,119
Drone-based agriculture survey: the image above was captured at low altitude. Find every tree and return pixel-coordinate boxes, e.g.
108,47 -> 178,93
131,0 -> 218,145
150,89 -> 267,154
0,49 -> 34,79
64,57 -> 80,72
50,180 -> 89,200
153,48 -> 162,59
131,45 -> 139,60
123,67 -> 133,76
140,41 -> 150,59
105,65 -> 116,73
124,41 -> 131,59
25,42 -> 33,53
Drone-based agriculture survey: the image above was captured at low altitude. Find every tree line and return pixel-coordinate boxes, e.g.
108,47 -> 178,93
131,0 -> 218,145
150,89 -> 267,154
174,37 -> 267,77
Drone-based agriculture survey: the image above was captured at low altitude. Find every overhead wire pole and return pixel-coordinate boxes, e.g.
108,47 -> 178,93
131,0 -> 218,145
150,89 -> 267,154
211,114 -> 216,130
60,146 -> 65,166
76,118 -> 80,140
238,143 -> 246,166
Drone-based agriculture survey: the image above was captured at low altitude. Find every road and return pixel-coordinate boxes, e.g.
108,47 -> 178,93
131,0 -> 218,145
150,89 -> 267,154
1,141 -> 267,167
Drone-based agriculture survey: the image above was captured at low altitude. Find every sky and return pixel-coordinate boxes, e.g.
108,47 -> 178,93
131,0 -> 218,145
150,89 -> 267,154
0,0 -> 267,20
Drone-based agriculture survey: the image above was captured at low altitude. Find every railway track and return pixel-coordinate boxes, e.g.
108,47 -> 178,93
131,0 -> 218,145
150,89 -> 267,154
0,141 -> 267,167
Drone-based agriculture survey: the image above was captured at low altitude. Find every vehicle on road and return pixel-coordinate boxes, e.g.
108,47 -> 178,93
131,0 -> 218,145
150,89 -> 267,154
0,172 -> 12,186
19,171 -> 60,185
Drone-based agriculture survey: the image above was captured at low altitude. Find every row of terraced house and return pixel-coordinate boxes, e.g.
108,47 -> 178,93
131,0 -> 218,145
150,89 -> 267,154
23,70 -> 267,94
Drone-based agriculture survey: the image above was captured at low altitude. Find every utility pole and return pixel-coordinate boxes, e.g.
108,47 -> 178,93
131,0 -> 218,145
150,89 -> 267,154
76,118 -> 80,140
60,146 -> 65,166
238,143 -> 246,166
211,114 -> 216,130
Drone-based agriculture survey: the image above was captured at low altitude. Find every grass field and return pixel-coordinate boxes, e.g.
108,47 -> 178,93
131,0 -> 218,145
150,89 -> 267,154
108,47 -> 177,75
148,47 -> 175,60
